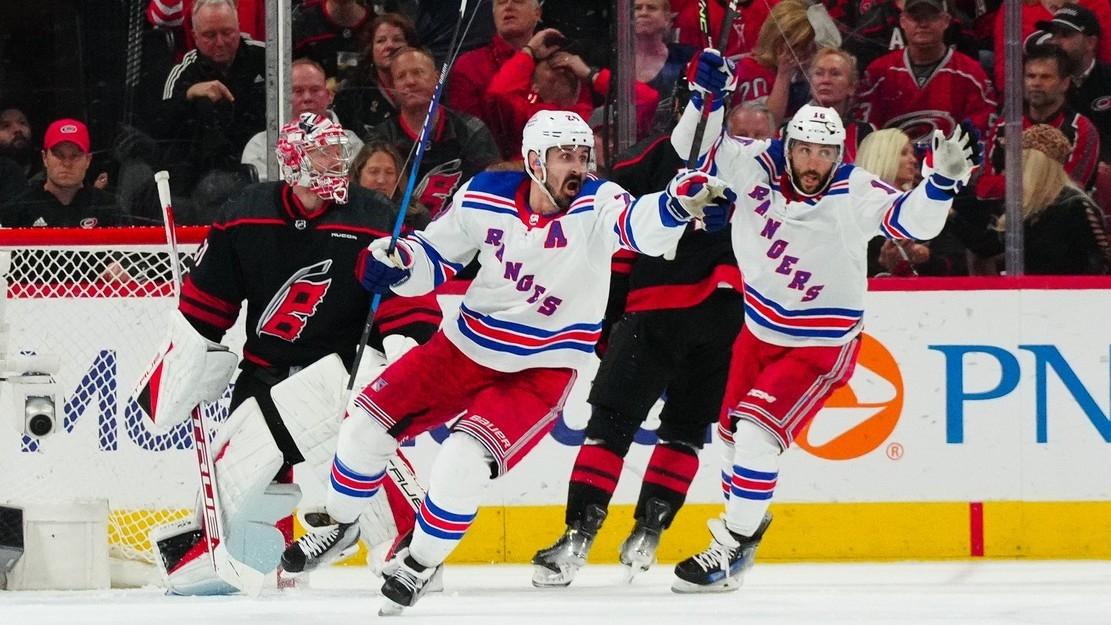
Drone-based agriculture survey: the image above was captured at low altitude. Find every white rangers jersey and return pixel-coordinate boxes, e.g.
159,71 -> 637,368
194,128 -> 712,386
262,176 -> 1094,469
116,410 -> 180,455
390,170 -> 686,372
672,103 -> 953,347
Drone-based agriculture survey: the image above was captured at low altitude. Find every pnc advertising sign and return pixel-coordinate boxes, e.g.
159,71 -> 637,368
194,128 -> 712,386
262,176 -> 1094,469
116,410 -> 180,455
797,333 -> 903,460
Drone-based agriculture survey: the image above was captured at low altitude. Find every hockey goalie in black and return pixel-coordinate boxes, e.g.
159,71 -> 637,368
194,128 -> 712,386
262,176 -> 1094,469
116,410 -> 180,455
140,112 -> 433,595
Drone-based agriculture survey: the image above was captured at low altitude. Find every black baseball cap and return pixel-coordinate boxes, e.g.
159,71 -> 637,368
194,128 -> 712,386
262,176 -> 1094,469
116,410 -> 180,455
1036,3 -> 1101,37
904,0 -> 949,14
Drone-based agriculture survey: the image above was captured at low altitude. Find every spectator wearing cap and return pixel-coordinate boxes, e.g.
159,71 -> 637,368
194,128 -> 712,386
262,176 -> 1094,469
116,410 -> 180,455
447,0 -> 543,158
954,124 -> 1110,274
486,27 -> 660,159
156,0 -> 267,194
0,119 -> 126,228
976,44 -> 1101,200
1040,4 -> 1111,166
240,58 -> 364,181
993,0 -> 1111,88
839,0 -> 980,72
859,0 -> 997,143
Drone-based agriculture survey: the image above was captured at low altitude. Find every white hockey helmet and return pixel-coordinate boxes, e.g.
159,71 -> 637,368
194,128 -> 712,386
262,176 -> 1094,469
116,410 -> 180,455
784,104 -> 846,197
521,110 -> 596,185
275,112 -> 354,203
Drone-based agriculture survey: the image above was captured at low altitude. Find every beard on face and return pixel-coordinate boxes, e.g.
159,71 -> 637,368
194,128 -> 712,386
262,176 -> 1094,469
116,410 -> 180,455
547,172 -> 582,209
0,136 -> 34,166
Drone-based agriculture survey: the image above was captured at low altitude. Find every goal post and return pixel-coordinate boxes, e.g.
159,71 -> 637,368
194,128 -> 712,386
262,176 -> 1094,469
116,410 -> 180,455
0,226 -> 245,586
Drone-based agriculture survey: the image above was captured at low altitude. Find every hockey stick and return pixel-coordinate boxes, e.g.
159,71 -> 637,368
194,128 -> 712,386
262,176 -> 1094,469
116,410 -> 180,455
154,170 -> 265,597
663,0 -> 738,261
685,0 -> 740,170
347,0 -> 476,393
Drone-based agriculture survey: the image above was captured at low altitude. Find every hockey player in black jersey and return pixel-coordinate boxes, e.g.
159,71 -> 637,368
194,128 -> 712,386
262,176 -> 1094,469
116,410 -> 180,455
532,93 -> 747,588
141,112 -> 432,595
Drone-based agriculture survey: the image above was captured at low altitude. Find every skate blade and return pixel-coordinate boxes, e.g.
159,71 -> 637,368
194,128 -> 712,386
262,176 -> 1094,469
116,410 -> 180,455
378,598 -> 406,616
531,565 -> 573,588
670,576 -> 742,594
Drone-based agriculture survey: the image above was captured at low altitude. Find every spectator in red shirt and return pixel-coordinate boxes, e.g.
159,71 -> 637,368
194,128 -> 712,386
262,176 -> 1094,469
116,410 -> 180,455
803,47 -> 875,162
486,28 -> 660,160
976,44 -> 1101,199
731,0 -> 824,117
858,0 -> 997,143
446,0 -> 543,158
674,0 -> 772,60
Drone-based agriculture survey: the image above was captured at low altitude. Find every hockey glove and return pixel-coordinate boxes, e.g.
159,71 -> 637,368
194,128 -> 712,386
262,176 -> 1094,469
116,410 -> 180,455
685,48 -> 737,108
663,169 -> 736,232
925,120 -> 982,197
358,238 -> 414,294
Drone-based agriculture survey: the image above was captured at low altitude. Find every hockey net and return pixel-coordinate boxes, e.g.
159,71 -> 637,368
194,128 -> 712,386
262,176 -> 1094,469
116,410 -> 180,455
0,227 -> 242,585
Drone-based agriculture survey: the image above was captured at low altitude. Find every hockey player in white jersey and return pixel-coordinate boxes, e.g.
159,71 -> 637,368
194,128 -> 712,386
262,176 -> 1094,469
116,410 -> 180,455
669,49 -> 982,593
281,109 -> 736,613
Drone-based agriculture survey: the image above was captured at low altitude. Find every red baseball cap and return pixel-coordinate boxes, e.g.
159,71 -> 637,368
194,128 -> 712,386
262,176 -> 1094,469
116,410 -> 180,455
43,118 -> 90,153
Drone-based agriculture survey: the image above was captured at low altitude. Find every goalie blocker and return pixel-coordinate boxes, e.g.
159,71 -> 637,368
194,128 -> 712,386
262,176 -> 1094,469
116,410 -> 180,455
137,316 -> 418,595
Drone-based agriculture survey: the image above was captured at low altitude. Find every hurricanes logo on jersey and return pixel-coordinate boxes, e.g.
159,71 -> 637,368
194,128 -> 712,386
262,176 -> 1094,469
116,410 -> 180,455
257,260 -> 333,342
416,159 -> 464,218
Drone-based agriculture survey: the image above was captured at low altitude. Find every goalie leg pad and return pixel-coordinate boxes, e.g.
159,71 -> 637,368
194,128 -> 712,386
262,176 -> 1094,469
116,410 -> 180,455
151,517 -> 238,596
268,354 -> 349,478
135,309 -> 238,434
214,399 -> 303,576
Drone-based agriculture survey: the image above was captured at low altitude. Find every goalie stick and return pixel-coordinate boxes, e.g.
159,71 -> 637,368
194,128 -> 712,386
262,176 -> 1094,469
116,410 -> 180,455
154,170 -> 266,596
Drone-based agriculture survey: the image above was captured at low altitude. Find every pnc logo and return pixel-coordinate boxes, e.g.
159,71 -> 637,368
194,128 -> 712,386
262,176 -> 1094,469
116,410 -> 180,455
796,333 -> 904,460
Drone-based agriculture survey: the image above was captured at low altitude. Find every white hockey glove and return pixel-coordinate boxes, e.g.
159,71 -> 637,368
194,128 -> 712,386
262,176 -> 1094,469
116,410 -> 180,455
925,121 -> 983,197
663,169 -> 736,232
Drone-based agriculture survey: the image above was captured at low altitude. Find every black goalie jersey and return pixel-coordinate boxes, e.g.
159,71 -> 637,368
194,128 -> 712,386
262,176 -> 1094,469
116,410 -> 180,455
180,181 -> 439,371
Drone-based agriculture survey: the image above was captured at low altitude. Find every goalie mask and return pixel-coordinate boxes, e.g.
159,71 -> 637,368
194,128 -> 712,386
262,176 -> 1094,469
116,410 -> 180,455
784,104 -> 846,198
521,110 -> 595,210
276,112 -> 353,203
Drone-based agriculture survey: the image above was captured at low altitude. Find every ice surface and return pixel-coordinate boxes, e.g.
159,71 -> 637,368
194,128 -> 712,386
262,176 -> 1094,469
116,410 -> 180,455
3,561 -> 1110,625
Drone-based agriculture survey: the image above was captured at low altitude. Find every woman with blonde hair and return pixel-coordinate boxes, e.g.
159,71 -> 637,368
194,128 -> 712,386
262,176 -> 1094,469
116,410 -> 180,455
956,124 -> 1110,274
856,128 -> 918,190
731,0 -> 830,114
805,47 -> 873,162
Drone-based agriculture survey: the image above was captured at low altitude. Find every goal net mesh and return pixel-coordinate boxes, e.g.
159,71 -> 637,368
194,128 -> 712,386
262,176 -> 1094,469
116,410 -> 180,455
0,227 -> 239,579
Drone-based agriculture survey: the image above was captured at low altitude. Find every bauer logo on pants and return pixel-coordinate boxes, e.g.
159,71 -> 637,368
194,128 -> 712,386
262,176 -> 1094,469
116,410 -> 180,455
795,333 -> 904,460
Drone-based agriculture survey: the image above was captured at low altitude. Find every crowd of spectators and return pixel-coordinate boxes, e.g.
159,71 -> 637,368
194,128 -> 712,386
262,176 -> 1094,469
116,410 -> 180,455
0,0 -> 1108,276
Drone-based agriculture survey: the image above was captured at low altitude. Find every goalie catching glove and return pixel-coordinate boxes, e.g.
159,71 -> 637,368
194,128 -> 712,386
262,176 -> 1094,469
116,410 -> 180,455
924,120 -> 983,197
663,169 -> 736,232
135,310 -> 238,434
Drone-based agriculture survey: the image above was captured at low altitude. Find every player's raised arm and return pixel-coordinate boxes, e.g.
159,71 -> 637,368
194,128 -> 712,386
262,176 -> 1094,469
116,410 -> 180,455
859,121 -> 983,241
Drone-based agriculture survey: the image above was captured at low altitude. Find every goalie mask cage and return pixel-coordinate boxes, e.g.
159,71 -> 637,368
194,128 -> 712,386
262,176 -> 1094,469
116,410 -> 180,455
0,227 -> 245,586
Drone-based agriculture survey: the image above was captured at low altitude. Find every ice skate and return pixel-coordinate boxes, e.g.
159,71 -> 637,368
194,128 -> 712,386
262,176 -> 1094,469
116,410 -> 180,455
671,513 -> 772,593
280,511 -> 360,575
378,548 -> 443,616
531,504 -> 607,588
619,497 -> 672,582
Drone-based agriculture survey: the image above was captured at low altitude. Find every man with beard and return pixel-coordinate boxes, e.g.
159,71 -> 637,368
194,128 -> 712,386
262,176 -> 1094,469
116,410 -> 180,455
0,107 -> 37,182
366,47 -> 498,217
281,110 -> 736,614
670,49 -> 980,593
